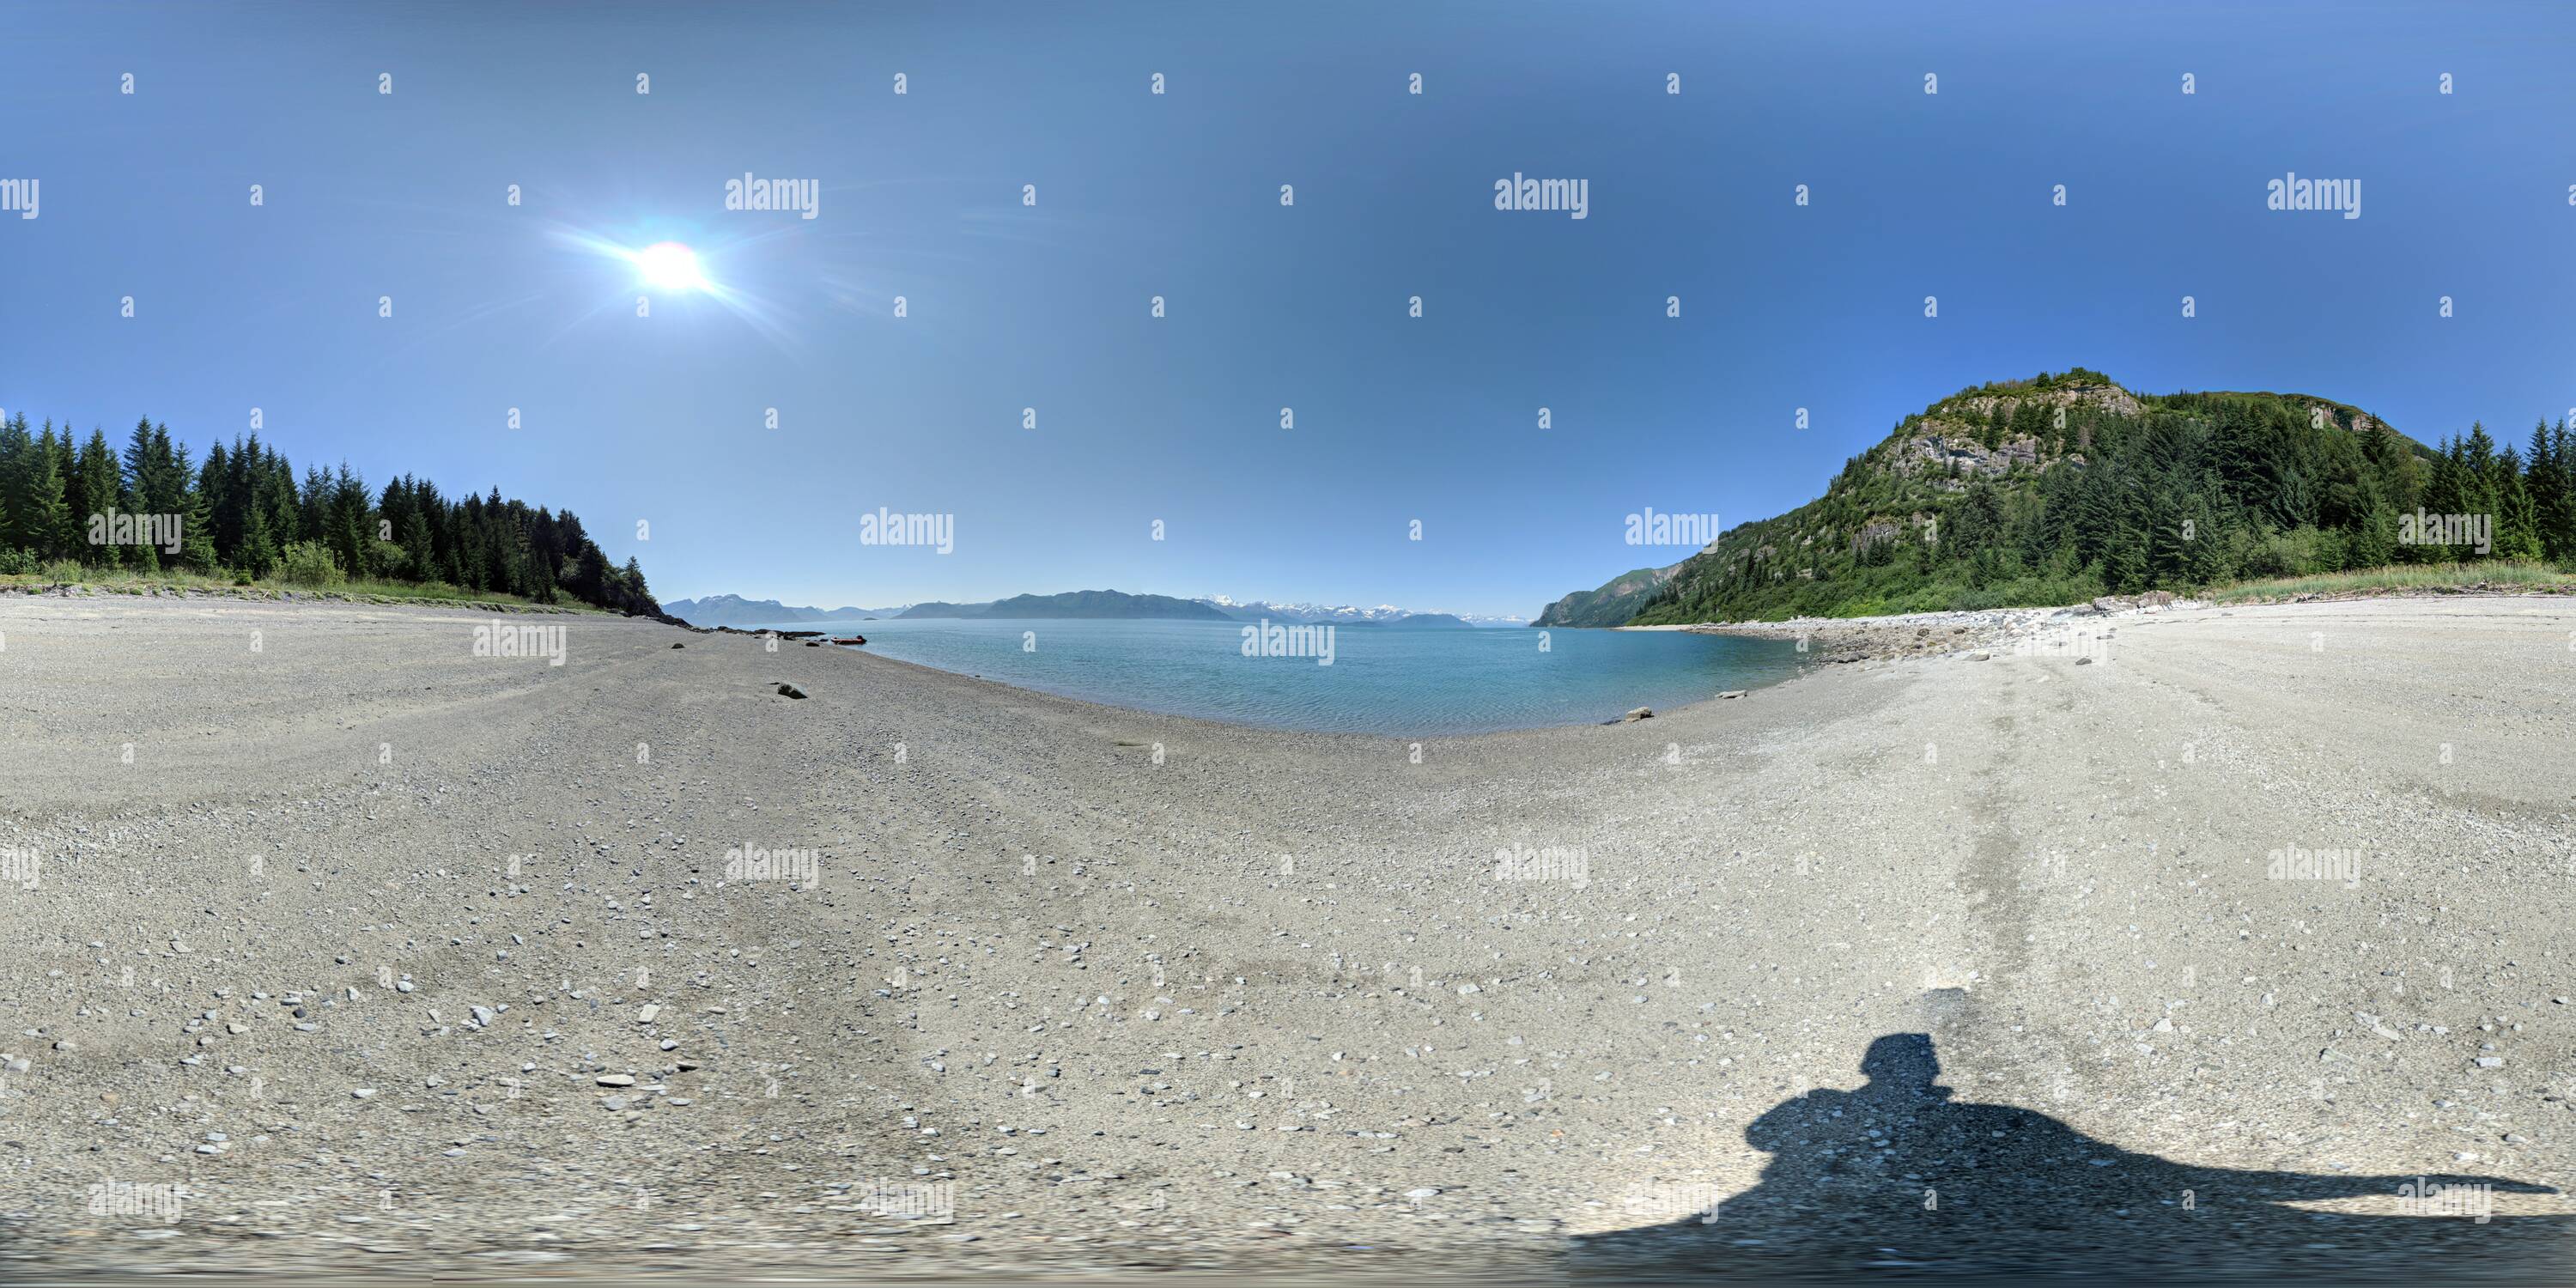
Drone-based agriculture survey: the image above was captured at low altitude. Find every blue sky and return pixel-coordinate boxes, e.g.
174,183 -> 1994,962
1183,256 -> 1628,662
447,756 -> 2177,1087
6,1 -> 2573,617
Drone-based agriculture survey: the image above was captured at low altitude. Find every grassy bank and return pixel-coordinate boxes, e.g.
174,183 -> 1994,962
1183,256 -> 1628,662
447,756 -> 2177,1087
2201,559 -> 2576,605
0,566 -> 598,614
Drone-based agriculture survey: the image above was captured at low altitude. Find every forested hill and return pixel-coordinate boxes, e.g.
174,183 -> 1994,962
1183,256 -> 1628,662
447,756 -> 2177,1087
1539,370 -> 2576,626
0,413 -> 658,615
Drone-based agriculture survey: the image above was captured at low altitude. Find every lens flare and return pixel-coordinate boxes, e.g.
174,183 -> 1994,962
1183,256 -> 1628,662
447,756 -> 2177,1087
633,241 -> 705,291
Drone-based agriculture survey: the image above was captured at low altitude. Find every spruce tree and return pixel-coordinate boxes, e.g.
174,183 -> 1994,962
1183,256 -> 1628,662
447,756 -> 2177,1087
75,428 -> 121,568
11,422 -> 73,561
2531,421 -> 2573,562
2494,450 -> 2543,560
0,411 -> 33,555
400,508 -> 437,583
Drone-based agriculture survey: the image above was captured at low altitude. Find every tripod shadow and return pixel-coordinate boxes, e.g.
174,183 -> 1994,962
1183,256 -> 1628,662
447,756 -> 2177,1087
1573,1033 -> 2569,1282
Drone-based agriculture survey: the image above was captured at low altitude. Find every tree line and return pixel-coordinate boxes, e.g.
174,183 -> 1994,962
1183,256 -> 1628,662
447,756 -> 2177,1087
0,412 -> 659,614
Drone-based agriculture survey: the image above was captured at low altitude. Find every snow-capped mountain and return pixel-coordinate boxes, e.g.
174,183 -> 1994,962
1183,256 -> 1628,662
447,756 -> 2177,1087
1194,595 -> 1527,627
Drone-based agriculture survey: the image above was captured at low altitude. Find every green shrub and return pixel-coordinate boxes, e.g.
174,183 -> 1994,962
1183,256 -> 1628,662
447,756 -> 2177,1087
38,558 -> 84,583
277,540 -> 346,587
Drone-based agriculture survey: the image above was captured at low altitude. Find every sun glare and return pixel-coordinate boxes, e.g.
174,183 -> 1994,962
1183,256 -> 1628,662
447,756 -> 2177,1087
634,241 -> 706,291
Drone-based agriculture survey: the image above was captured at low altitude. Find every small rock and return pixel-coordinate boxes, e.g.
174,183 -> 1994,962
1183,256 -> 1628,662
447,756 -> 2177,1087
1621,707 -> 1653,722
776,683 -> 807,700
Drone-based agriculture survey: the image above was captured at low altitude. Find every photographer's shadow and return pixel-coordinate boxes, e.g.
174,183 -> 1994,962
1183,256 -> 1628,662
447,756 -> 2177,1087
1574,1033 -> 2569,1281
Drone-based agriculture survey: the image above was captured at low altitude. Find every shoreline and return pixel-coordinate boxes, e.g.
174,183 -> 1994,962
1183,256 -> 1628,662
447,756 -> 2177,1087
716,612 -> 1817,738
3,592 -> 2573,1279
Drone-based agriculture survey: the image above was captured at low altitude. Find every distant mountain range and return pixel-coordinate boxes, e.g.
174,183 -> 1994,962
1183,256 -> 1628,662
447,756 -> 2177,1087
662,594 -> 909,627
897,590 -> 1231,620
1192,596 -> 1523,628
667,590 -> 1526,628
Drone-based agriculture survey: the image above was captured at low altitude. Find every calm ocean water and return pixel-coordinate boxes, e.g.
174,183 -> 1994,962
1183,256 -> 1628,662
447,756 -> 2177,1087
756,617 -> 1807,735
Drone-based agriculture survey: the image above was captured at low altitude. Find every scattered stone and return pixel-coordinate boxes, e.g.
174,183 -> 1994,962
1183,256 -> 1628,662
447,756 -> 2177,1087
1621,707 -> 1653,722
777,683 -> 808,700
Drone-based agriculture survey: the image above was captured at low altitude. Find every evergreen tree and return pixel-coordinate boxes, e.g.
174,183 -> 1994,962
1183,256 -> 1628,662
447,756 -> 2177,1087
0,410 -> 33,554
74,428 -> 122,568
2494,449 -> 2543,560
7,419 -> 73,560
2530,421 -> 2574,562
399,507 -> 438,582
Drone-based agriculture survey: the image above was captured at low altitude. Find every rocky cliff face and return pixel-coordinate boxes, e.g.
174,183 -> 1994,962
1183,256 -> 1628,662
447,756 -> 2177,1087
1891,381 -> 2142,483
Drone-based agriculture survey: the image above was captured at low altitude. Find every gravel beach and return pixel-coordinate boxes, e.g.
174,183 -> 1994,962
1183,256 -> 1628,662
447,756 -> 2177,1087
1,592 -> 2570,1282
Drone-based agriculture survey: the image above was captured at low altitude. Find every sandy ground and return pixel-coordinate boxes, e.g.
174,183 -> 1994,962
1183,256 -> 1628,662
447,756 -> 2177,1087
0,592 -> 2571,1283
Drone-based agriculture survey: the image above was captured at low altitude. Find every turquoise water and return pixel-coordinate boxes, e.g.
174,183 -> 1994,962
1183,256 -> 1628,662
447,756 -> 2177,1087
756,617 -> 1807,735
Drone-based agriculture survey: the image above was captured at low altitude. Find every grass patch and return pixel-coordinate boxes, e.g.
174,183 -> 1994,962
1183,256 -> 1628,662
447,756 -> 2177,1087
2202,560 -> 2575,605
0,567 -> 604,613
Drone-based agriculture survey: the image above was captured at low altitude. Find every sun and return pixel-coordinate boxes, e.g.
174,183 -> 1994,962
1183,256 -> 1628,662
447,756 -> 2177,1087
633,241 -> 707,291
